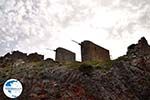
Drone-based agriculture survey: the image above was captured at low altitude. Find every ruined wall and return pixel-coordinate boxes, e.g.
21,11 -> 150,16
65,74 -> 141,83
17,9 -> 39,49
55,47 -> 75,62
27,53 -> 44,62
81,41 -> 110,62
127,37 -> 150,55
4,51 -> 27,61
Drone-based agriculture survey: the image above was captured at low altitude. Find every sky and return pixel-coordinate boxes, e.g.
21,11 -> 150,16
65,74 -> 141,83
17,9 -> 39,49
0,0 -> 150,61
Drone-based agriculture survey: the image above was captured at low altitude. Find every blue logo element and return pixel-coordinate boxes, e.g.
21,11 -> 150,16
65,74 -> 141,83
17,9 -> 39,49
3,79 -> 23,98
6,80 -> 17,86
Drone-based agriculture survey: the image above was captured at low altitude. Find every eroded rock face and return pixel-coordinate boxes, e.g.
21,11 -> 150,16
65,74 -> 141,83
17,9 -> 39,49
0,37 -> 150,100
127,37 -> 150,56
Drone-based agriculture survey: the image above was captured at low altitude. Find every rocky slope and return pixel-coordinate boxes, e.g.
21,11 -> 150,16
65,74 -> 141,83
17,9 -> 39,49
0,37 -> 150,100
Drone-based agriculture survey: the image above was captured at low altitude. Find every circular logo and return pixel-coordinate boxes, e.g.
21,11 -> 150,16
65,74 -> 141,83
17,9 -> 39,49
3,79 -> 23,98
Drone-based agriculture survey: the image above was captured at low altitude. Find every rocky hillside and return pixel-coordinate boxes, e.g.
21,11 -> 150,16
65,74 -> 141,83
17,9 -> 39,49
0,37 -> 150,100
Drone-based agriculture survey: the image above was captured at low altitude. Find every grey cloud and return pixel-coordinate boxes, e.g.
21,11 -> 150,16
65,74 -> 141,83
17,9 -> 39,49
106,0 -> 150,37
138,5 -> 150,28
0,0 -> 150,56
0,0 -> 95,55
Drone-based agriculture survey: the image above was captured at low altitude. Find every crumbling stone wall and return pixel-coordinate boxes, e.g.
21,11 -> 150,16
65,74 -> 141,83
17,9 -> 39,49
127,37 -> 150,56
4,51 -> 27,61
81,41 -> 110,62
27,53 -> 44,62
0,51 -> 45,67
55,47 -> 75,62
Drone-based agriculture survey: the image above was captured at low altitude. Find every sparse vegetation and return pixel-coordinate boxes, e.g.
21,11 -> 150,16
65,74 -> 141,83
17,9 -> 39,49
94,60 -> 115,72
64,60 -> 115,73
115,55 -> 129,61
78,63 -> 94,75
65,61 -> 81,69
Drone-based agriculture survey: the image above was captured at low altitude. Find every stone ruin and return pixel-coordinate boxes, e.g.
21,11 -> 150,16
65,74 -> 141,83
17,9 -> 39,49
55,47 -> 75,63
27,53 -> 44,62
127,37 -> 150,72
81,40 -> 110,62
0,40 -> 111,64
4,51 -> 28,61
1,37 -> 149,65
127,37 -> 150,56
0,51 -> 28,68
0,51 -> 44,66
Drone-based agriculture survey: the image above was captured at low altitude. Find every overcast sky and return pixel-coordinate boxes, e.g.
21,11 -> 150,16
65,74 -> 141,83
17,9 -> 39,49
0,0 -> 150,61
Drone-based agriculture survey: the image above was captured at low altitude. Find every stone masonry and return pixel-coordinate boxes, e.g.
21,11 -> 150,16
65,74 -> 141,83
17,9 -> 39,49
55,47 -> 75,62
27,53 -> 44,62
4,51 -> 27,61
81,40 -> 110,62
127,37 -> 150,56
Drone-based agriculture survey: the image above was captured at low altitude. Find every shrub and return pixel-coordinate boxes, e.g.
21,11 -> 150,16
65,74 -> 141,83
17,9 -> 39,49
95,60 -> 114,73
78,63 -> 94,76
65,61 -> 81,69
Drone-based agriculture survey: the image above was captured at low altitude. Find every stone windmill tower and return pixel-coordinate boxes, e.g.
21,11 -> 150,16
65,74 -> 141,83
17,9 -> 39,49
72,40 -> 110,62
